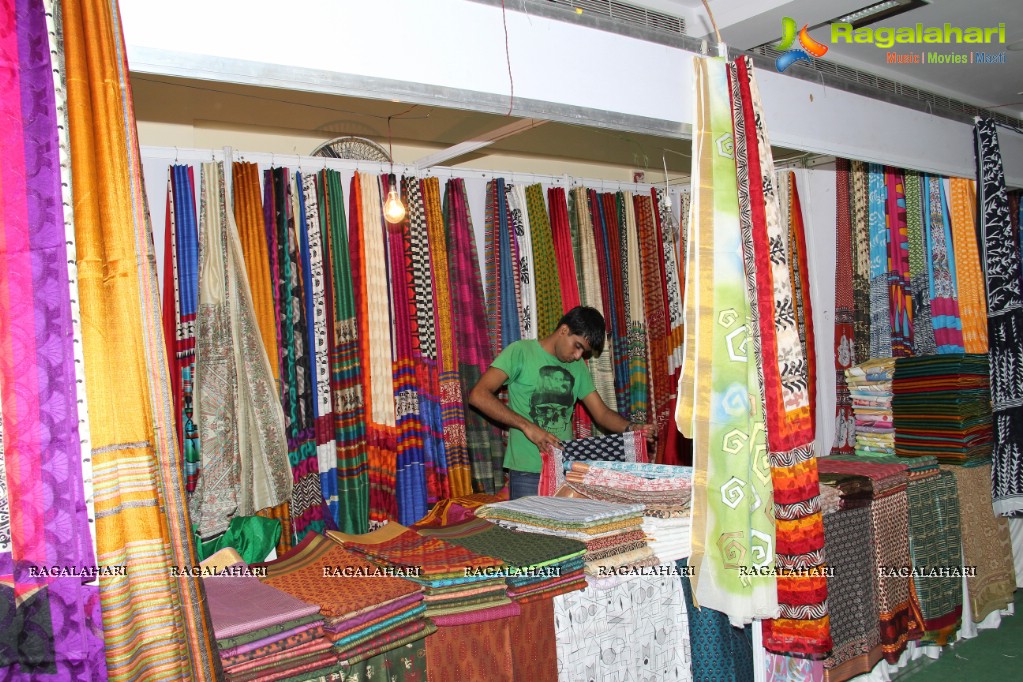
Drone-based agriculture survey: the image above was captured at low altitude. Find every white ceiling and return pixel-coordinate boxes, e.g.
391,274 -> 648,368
632,0 -> 1023,118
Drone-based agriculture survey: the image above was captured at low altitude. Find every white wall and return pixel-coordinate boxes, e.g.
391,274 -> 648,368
120,0 -> 1023,185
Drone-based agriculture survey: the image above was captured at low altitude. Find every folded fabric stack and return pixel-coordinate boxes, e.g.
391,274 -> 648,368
415,517 -> 588,603
538,431 -> 647,495
818,457 -> 912,664
255,534 -> 433,668
845,358 -> 896,458
334,523 -> 520,626
892,354 -> 993,465
475,497 -> 655,575
560,461 -> 693,562
205,569 -> 338,682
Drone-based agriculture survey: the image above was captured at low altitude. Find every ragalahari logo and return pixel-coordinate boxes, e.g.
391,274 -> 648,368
775,17 -> 829,72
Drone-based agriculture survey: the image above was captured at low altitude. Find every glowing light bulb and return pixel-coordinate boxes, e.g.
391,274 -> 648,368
383,182 -> 406,224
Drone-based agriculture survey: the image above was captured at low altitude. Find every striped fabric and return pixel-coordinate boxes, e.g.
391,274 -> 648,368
62,0 -> 222,674
833,160 -> 856,453
351,172 -> 398,525
485,179 -> 521,355
384,173 -> 428,525
904,172 -> 936,356
923,176 -> 965,353
885,169 -> 913,357
402,176 -> 449,504
422,177 -> 473,497
525,184 -> 563,338
593,191 -> 630,413
298,173 -> 339,524
445,178 -> 505,494
948,178 -> 988,353
162,165 -> 201,491
317,169 -> 369,534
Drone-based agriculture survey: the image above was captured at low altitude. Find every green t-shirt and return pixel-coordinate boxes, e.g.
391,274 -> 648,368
491,339 -> 596,473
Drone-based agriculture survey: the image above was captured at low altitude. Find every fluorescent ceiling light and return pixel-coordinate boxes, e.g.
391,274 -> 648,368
832,0 -> 929,29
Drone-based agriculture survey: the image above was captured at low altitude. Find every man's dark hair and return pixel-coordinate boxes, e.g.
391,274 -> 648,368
557,306 -> 606,356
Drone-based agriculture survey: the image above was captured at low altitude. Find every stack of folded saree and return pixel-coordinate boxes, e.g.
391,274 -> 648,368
818,456 -> 912,664
892,354 -> 993,465
255,533 -> 433,668
333,523 -> 519,626
845,358 -> 896,458
475,497 -> 655,575
205,569 -> 338,681
414,517 -> 587,603
559,461 -> 692,562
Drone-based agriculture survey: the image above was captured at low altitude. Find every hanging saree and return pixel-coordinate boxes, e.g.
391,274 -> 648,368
63,0 -> 222,674
402,175 -> 448,504
923,175 -> 965,353
787,174 -> 818,435
267,167 -> 326,541
886,169 -> 913,357
948,178 -> 988,353
0,1 -> 107,675
233,162 -> 279,383
636,193 -> 672,457
383,174 -> 427,525
524,184 -> 563,338
423,177 -> 473,497
868,164 -> 892,359
317,169 -> 369,534
732,56 -> 828,656
974,118 -> 1023,516
622,192 -> 649,423
351,172 -> 398,525
162,165 -> 201,491
904,172 -> 936,356
677,56 -> 777,625
507,184 -> 538,340
850,162 -> 872,363
444,178 -> 505,494
593,191 -> 630,414
484,179 -> 521,355
833,160 -> 856,453
191,162 -> 292,538
656,188 -> 686,382
297,173 -> 340,524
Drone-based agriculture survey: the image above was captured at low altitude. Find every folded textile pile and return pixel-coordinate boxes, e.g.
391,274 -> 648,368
205,567 -> 338,682
892,354 -> 993,465
538,431 -> 647,495
332,523 -> 519,626
254,533 -> 433,668
845,358 -> 896,458
559,461 -> 693,562
818,457 -> 912,664
415,517 -> 588,603
475,496 -> 654,575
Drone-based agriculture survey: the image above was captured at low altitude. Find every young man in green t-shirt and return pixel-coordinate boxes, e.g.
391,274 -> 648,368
468,306 -> 654,499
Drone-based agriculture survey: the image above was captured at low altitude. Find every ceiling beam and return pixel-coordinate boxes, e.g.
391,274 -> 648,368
413,118 -> 547,169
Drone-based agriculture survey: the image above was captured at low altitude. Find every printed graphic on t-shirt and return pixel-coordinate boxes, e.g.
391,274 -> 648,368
529,365 -> 575,435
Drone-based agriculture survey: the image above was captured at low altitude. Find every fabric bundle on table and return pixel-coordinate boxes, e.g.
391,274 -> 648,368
845,358 -> 896,458
415,517 -> 588,603
205,571 -> 337,682
333,523 -> 519,626
559,461 -> 693,563
537,431 -> 648,495
255,533 -> 432,667
818,457 -> 912,663
892,354 -> 993,465
476,497 -> 654,575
